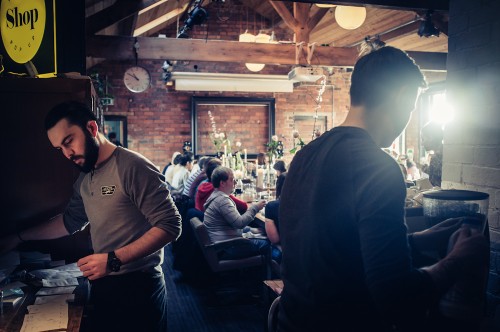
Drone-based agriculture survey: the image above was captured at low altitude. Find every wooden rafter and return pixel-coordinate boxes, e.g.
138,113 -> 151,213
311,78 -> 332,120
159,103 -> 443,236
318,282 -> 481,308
133,5 -> 188,36
86,35 -> 446,71
269,1 -> 298,30
294,1 -> 448,12
86,0 -> 162,35
347,20 -> 421,47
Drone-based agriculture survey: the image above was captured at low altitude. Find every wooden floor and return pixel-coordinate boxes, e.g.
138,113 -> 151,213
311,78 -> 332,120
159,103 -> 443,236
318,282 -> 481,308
162,244 -> 268,332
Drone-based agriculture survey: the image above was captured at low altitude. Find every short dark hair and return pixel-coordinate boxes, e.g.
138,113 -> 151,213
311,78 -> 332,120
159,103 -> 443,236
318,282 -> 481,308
350,46 -> 427,110
45,101 -> 97,131
212,167 -> 232,188
179,154 -> 192,166
205,159 -> 222,183
198,156 -> 211,170
273,160 -> 286,173
257,152 -> 266,165
173,154 -> 183,165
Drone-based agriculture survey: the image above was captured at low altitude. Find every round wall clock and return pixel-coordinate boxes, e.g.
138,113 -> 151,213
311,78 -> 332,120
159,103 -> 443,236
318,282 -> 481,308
123,66 -> 151,93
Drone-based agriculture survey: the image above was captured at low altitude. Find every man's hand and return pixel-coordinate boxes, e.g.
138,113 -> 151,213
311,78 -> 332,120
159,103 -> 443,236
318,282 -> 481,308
256,200 -> 266,210
77,253 -> 109,280
0,234 -> 22,255
422,227 -> 489,292
411,217 -> 463,253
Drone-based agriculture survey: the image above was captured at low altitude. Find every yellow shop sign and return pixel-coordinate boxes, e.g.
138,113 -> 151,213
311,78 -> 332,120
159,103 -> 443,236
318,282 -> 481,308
0,0 -> 56,77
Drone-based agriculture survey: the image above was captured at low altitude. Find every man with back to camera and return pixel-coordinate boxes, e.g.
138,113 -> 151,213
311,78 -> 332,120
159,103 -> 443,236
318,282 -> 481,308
1,101 -> 181,332
278,44 -> 489,331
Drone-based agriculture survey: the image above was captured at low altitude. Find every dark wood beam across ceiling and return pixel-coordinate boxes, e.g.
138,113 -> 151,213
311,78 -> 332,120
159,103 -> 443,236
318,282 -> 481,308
86,0 -> 163,35
295,1 -> 449,12
86,35 -> 446,71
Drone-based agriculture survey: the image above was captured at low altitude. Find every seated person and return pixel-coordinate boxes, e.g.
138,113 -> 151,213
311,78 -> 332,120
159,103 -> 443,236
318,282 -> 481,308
421,121 -> 443,187
165,152 -> 182,186
171,153 -> 193,195
264,199 -> 282,264
273,160 -> 287,199
183,156 -> 210,200
195,159 -> 247,214
204,167 -> 269,259
406,159 -> 421,182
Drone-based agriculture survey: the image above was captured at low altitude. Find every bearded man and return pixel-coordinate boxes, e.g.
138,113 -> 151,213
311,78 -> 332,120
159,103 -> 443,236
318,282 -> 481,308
1,101 -> 181,332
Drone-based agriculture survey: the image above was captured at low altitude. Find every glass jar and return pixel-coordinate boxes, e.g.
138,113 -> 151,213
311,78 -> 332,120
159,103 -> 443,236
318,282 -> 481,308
423,190 -> 489,232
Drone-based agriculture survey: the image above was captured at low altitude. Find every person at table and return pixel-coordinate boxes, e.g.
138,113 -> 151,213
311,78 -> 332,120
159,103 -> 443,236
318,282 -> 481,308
420,121 -> 443,187
165,152 -> 182,186
163,151 -> 180,177
195,159 -> 247,214
257,152 -> 268,167
204,166 -> 269,259
107,131 -> 122,147
0,101 -> 181,332
183,156 -> 210,201
170,153 -> 193,197
278,44 -> 489,332
273,160 -> 287,199
264,199 -> 282,264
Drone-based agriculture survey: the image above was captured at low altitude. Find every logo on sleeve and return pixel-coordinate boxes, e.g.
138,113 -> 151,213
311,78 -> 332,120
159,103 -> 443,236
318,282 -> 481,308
101,185 -> 116,196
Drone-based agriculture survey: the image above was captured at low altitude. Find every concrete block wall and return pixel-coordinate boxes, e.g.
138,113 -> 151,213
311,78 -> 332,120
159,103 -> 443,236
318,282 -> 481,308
444,0 -> 500,327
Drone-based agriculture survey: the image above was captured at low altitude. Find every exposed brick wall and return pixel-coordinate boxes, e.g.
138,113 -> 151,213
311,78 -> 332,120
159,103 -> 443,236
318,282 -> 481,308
445,0 -> 500,327
196,104 -> 270,155
91,1 -> 443,171
89,1 -> 431,174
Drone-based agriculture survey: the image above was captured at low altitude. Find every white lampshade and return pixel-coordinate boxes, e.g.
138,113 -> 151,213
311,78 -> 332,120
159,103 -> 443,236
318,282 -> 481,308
239,30 -> 255,42
315,3 -> 336,8
335,6 -> 366,30
243,31 -> 270,72
245,63 -> 266,72
255,32 -> 271,43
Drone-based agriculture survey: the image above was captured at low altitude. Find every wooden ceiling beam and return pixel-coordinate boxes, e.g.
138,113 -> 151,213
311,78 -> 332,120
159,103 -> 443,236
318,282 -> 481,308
307,7 -> 330,31
86,35 -> 446,70
133,6 -> 187,36
294,2 -> 312,43
86,0 -> 162,35
295,1 -> 448,12
269,1 -> 298,30
347,20 -> 421,47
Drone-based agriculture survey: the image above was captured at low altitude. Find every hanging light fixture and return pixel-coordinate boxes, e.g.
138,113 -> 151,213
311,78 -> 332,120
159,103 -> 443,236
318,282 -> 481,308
335,6 -> 367,30
239,29 -> 255,42
315,3 -> 336,8
244,31 -> 270,72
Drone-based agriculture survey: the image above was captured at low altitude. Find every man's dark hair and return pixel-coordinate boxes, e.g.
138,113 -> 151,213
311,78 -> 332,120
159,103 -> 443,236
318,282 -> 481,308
212,167 -> 231,188
173,154 -> 183,165
273,160 -> 286,173
205,159 -> 222,183
179,153 -> 193,166
198,156 -> 211,170
45,101 -> 97,131
350,46 -> 427,110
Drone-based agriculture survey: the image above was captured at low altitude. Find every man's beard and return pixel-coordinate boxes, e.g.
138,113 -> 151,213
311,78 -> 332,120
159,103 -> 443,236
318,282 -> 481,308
72,132 -> 99,173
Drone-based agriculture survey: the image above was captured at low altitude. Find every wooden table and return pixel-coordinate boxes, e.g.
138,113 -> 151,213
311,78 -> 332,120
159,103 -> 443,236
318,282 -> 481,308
0,285 -> 85,332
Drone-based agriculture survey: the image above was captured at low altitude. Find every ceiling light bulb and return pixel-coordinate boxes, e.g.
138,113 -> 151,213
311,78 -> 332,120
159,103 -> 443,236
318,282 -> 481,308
239,30 -> 255,42
244,31 -> 270,72
335,6 -> 366,30
245,63 -> 266,72
255,32 -> 271,43
315,4 -> 336,8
